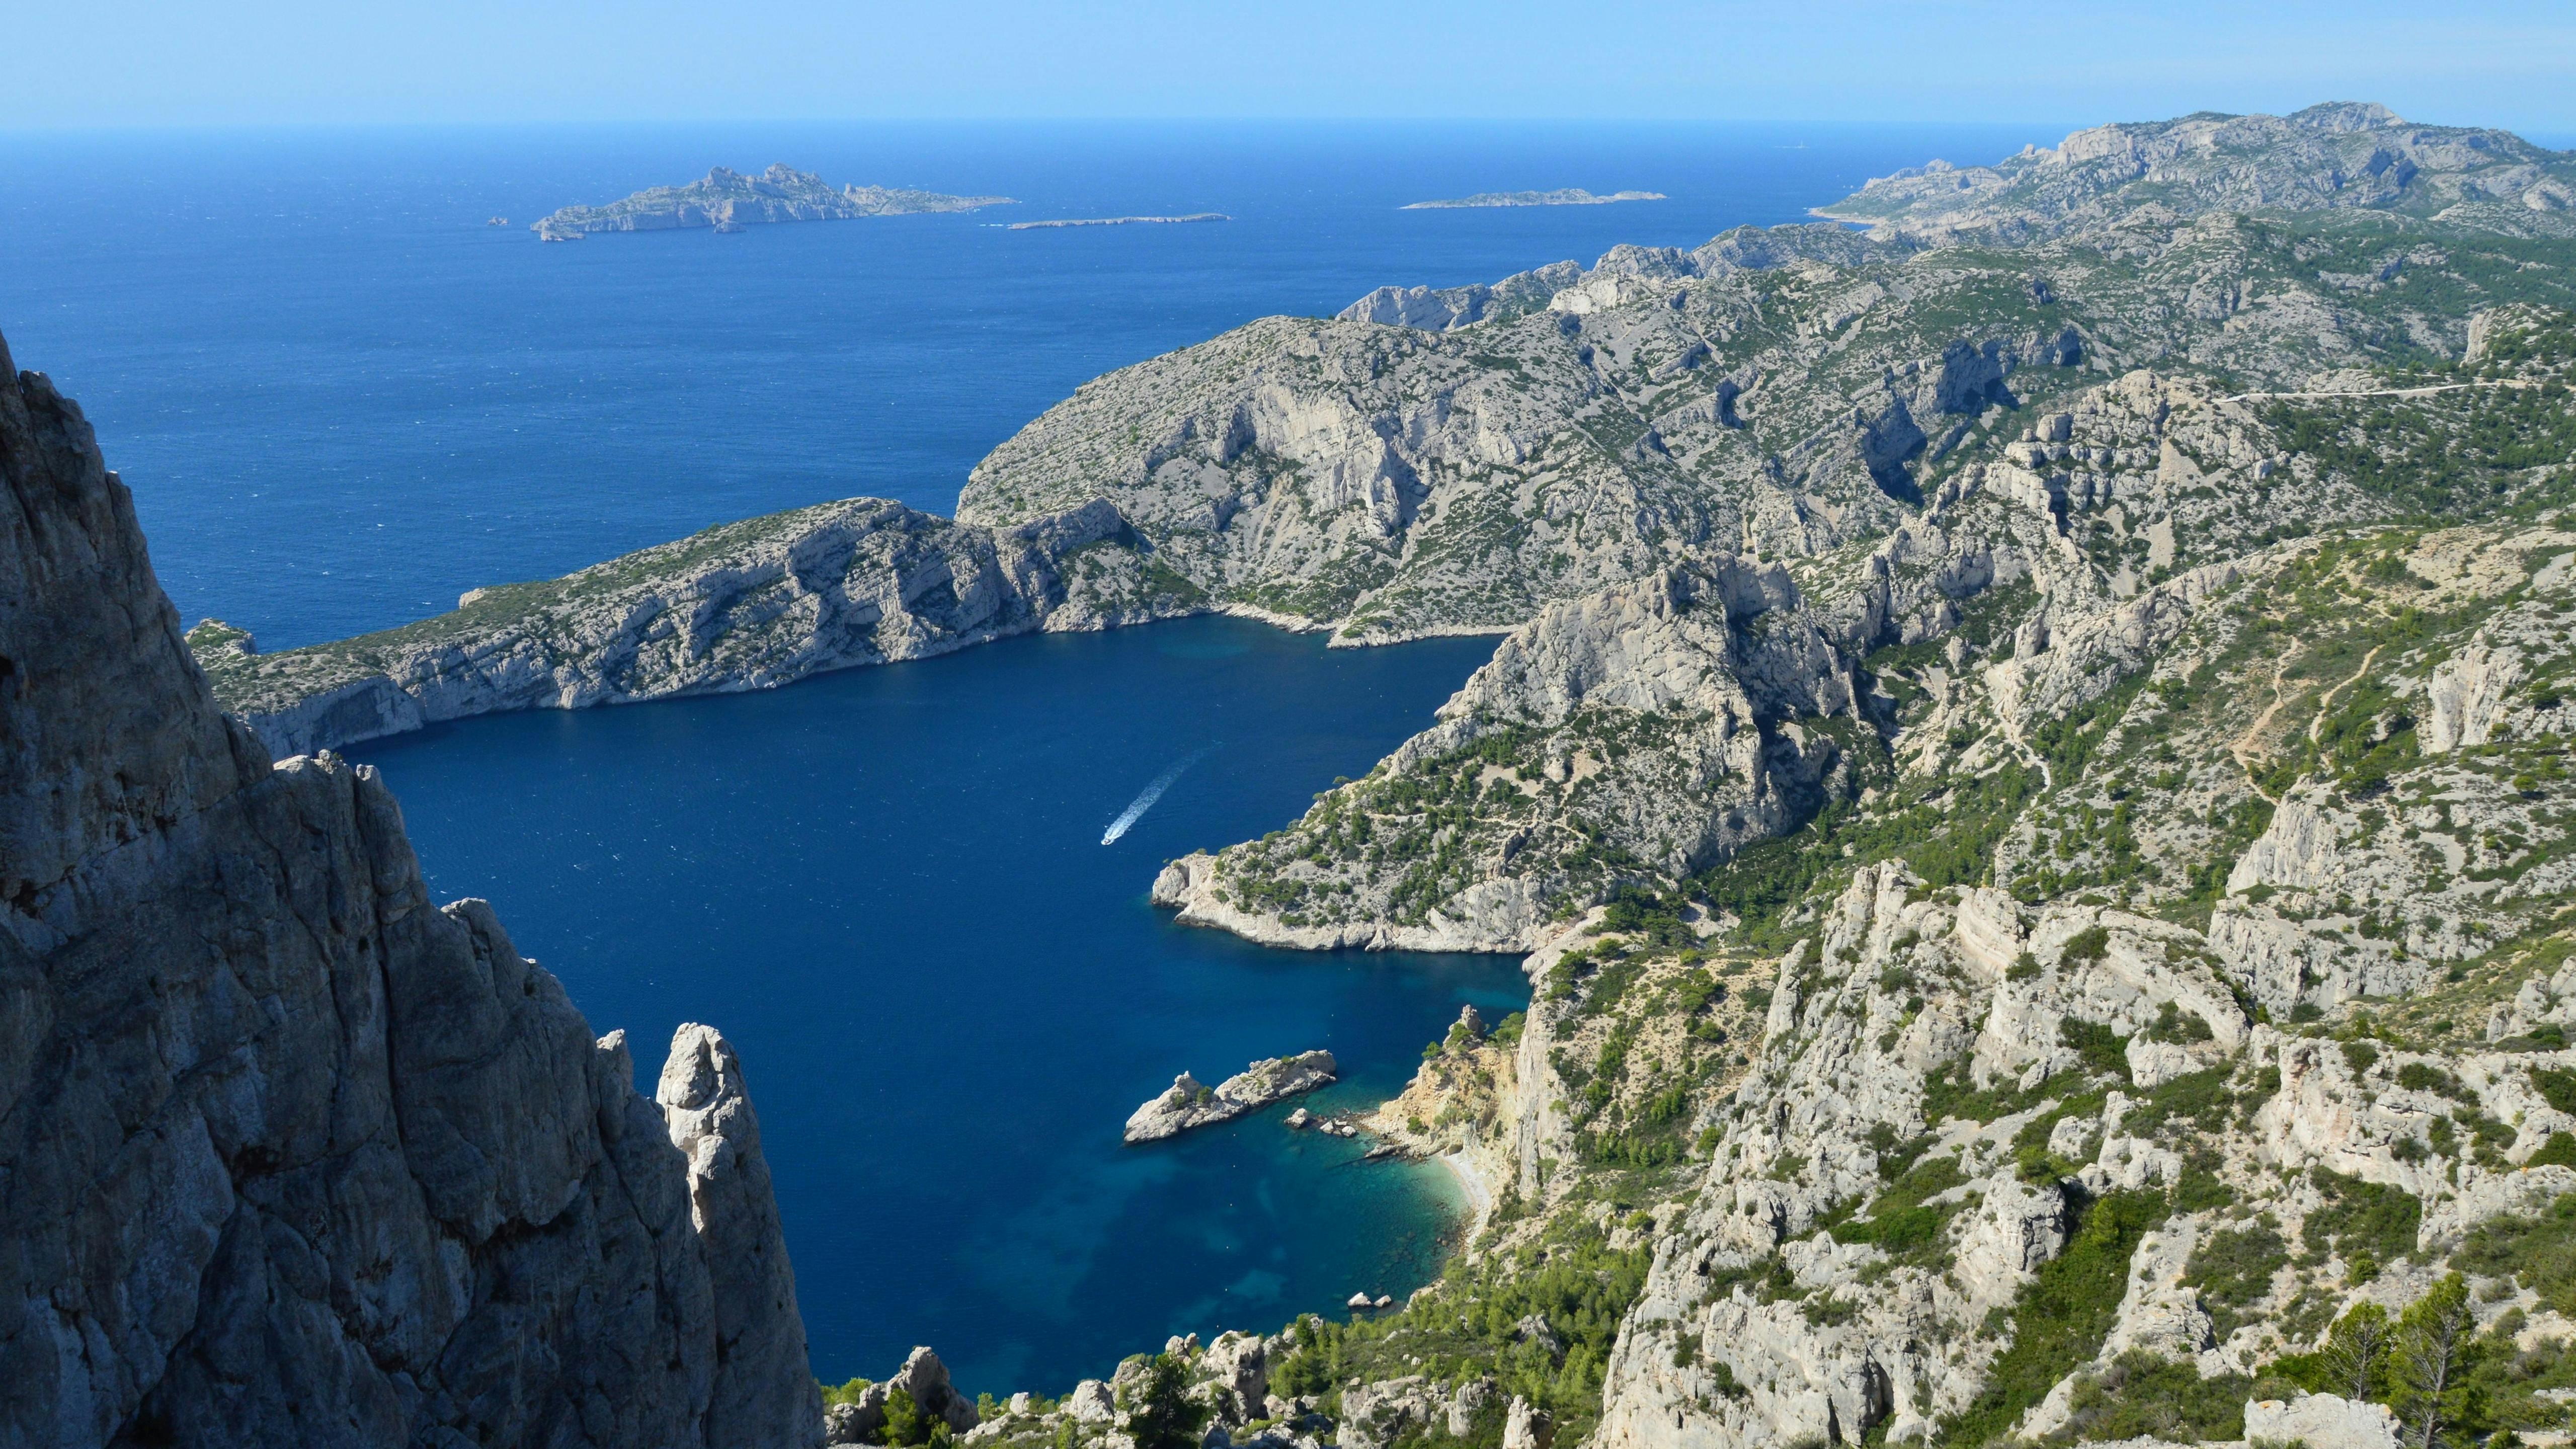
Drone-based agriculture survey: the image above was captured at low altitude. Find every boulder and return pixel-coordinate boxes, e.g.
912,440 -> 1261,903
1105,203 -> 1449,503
2244,1393 -> 2402,1449
1502,1397 -> 1554,1449
1068,1380 -> 1118,1422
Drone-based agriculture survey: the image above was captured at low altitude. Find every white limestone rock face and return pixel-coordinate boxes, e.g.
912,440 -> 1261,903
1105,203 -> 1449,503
1067,1380 -> 1119,1422
2424,641 -> 2524,753
1816,103 -> 2576,244
1124,1052 -> 1339,1142
1501,1396 -> 1553,1449
660,1023 -> 827,1446
0,336 -> 819,1448
1585,862 -> 2350,1449
2244,1393 -> 2402,1449
1158,553 -> 1921,950
824,1346 -> 983,1443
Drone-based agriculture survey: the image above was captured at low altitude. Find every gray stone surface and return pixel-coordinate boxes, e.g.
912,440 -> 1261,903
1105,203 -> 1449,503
1123,1052 -> 1339,1143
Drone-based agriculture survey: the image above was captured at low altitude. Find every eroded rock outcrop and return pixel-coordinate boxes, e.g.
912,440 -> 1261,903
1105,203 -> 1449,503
0,331 -> 820,1447
824,1346 -> 982,1444
1123,1052 -> 1338,1143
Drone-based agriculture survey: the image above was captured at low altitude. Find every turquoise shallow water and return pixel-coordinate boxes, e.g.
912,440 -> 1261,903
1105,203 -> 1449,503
350,615 -> 1521,1392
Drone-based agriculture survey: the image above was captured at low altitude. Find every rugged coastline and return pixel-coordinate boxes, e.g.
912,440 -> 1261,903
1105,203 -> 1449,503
186,496 -> 1201,757
62,100 -> 2576,1449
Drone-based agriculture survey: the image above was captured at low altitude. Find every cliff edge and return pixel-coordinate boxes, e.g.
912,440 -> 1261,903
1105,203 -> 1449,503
0,328 -> 822,1447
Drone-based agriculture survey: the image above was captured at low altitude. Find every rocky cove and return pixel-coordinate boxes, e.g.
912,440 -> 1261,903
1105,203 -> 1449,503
19,100 -> 2576,1449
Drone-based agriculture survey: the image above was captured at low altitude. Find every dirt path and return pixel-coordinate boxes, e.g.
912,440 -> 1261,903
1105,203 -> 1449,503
2308,645 -> 2384,746
2231,655 -> 2295,802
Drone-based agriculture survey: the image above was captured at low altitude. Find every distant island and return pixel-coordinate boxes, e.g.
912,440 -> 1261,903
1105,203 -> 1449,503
533,164 -> 1011,240
1401,188 -> 1666,209
1005,213 -> 1229,230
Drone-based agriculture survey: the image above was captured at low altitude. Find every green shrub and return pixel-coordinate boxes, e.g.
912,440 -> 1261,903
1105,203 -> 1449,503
1944,1190 -> 2165,1447
2182,1220 -> 2290,1341
2061,1019 -> 2132,1082
2050,1350 -> 2251,1444
2306,1169 -> 2423,1269
882,1387 -> 931,1447
2061,925 -> 2112,965
2532,1133 -> 2576,1169
2395,1062 -> 2473,1102
1828,1155 -> 1968,1263
2146,1002 -> 2215,1044
2459,1191 -> 2576,1317
1122,1354 -> 1211,1449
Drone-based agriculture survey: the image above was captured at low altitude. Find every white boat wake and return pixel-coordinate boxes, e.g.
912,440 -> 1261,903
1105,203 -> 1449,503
1101,745 -> 1218,844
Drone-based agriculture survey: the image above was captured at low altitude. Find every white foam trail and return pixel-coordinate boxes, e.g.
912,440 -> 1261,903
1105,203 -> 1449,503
1101,745 -> 1217,845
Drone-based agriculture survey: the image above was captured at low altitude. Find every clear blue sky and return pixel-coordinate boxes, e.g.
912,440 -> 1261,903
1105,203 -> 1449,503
12,0 -> 2574,135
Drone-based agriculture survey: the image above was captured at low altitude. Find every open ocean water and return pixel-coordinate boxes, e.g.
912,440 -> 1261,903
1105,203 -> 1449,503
0,118 -> 2053,1390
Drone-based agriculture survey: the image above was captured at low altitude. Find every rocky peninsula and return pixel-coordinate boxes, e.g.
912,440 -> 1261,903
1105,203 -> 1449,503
1402,188 -> 1665,209
187,496 -> 1200,757
1123,1052 -> 1338,1142
533,164 -> 1010,239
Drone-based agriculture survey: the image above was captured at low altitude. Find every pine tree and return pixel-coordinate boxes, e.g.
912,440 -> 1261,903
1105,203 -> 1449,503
2324,1302 -> 2396,1402
882,1387 -> 929,1447
2395,1274 -> 2480,1449
1123,1353 -> 1212,1449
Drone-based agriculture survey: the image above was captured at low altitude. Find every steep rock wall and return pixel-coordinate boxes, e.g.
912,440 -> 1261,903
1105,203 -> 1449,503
0,331 -> 821,1448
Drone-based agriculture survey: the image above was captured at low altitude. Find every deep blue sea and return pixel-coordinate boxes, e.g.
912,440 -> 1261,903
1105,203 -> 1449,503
0,119 -> 2055,1391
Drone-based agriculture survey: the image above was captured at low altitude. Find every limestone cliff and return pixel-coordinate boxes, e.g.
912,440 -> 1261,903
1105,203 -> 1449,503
956,115 -> 2576,1449
216,108 -> 2576,769
0,331 -> 821,1447
190,494 -> 1197,757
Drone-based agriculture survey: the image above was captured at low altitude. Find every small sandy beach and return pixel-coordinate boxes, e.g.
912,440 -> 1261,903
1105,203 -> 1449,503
1439,1150 -> 1494,1234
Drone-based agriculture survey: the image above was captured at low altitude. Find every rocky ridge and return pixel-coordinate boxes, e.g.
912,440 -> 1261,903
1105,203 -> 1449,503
1815,103 -> 2576,244
534,163 -> 1010,239
189,495 -> 1197,756
214,108 -> 2576,758
957,161 -> 2574,654
1124,1051 -> 1340,1143
0,331 -> 821,1447
929,108 -> 2576,1449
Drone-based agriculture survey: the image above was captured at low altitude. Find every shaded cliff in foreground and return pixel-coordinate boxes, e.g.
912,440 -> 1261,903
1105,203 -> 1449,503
0,329 -> 821,1447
